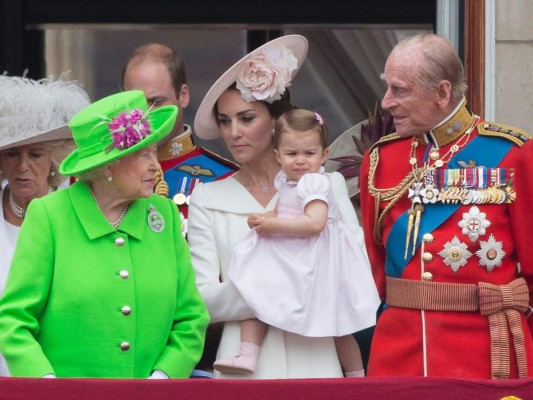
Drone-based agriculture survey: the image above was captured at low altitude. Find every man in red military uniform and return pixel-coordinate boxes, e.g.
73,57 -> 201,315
361,33 -> 533,379
122,43 -> 238,237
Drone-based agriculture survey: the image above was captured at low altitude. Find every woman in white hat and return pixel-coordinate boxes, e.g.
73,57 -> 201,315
190,35 -> 364,379
0,74 -> 89,376
0,90 -> 209,378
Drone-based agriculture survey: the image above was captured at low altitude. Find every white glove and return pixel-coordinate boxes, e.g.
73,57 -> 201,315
148,370 -> 169,379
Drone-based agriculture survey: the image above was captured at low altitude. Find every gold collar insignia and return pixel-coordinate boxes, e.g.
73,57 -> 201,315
423,98 -> 475,147
157,126 -> 196,162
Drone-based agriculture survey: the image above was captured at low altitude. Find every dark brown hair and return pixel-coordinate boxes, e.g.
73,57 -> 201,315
214,83 -> 294,123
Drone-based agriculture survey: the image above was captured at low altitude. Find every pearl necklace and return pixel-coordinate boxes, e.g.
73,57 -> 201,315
8,186 -> 54,218
90,188 -> 129,229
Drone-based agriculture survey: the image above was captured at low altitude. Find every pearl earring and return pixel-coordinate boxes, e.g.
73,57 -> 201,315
108,175 -> 113,182
50,169 -> 56,177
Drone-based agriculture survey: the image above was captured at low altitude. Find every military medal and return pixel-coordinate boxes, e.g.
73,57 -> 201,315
476,234 -> 505,272
173,193 -> 187,205
429,167 -> 515,206
173,177 -> 188,205
397,116 -> 486,259
147,204 -> 165,232
420,183 -> 438,204
438,236 -> 472,272
186,178 -> 200,205
471,189 -> 483,204
458,205 -> 491,243
407,182 -> 423,204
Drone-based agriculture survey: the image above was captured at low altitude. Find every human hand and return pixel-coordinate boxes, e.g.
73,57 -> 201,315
254,216 -> 276,234
247,214 -> 265,229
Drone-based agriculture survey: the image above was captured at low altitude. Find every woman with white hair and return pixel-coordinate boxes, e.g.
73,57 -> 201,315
0,74 -> 90,376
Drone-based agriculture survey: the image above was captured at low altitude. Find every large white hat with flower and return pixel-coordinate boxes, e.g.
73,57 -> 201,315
194,35 -> 308,140
0,73 -> 90,151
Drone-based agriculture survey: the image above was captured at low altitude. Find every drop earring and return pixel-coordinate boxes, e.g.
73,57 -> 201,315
108,174 -> 113,182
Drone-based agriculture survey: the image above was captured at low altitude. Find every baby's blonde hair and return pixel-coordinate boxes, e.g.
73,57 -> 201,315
274,109 -> 328,149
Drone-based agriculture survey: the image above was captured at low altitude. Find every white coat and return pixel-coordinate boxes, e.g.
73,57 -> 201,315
188,172 -> 364,379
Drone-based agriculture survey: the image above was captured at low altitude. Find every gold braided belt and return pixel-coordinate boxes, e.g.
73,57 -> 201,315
385,276 -> 530,379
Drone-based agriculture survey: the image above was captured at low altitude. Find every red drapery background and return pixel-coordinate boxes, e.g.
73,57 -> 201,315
0,376 -> 532,400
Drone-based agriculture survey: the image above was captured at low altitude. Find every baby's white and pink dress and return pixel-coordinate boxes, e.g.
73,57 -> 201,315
229,169 -> 380,337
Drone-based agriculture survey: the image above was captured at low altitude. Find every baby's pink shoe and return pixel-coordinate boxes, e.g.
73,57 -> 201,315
213,342 -> 260,374
344,369 -> 365,378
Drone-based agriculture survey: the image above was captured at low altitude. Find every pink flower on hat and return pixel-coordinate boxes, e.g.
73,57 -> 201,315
236,46 -> 298,103
108,108 -> 151,151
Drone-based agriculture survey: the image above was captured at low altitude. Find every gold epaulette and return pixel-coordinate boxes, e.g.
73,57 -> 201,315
368,132 -> 403,152
477,121 -> 531,147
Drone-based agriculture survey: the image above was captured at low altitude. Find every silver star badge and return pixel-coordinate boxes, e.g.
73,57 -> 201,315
420,184 -> 439,204
438,236 -> 473,272
476,234 -> 505,272
408,182 -> 423,204
458,206 -> 491,243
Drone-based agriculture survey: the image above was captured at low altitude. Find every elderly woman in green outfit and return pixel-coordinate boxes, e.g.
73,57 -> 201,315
0,90 -> 209,379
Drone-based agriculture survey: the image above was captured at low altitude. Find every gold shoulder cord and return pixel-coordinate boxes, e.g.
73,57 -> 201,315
367,147 -> 417,243
154,170 -> 169,197
367,114 -> 478,246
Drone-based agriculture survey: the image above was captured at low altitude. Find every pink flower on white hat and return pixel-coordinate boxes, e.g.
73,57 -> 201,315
236,46 -> 298,103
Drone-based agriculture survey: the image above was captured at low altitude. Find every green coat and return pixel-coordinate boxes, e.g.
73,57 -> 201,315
0,181 -> 209,378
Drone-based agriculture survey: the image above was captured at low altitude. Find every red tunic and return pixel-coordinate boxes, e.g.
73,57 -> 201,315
156,127 -> 238,223
361,113 -> 533,379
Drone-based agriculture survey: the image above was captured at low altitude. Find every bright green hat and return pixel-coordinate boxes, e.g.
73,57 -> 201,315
60,90 -> 177,176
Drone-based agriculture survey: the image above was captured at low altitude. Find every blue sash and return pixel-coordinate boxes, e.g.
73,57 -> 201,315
385,135 -> 513,278
164,154 -> 234,198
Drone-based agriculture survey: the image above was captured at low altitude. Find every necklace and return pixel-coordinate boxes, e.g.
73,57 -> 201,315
90,188 -> 129,229
8,186 -> 54,218
236,172 -> 271,193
